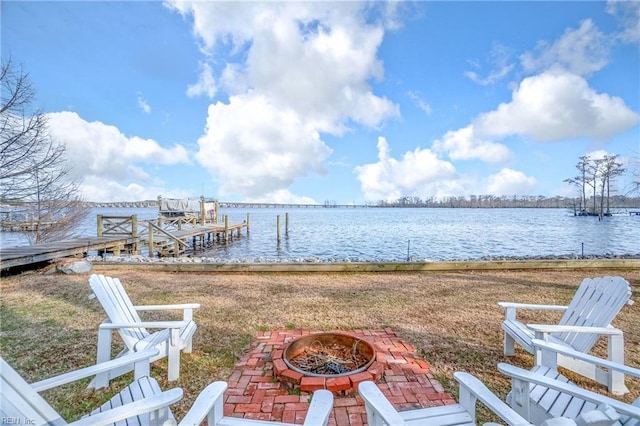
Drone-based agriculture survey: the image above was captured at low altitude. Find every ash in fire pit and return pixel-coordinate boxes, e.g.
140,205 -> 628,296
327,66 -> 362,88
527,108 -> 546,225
283,332 -> 375,378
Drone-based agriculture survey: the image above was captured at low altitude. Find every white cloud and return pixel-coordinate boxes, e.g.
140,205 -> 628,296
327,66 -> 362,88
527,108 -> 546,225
432,125 -> 513,163
47,111 -> 190,199
137,92 -> 151,114
408,91 -> 432,115
187,62 -> 217,99
606,0 -> 640,44
355,137 -> 462,201
474,69 -> 639,142
194,94 -> 332,198
167,1 -> 400,199
465,42 -> 515,86
78,176 -> 190,202
247,189 -> 317,205
486,168 -> 537,195
520,20 -> 610,76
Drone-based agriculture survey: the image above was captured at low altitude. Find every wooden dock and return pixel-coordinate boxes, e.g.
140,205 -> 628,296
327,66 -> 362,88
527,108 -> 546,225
1,213 -> 249,272
142,221 -> 247,256
0,236 -> 139,271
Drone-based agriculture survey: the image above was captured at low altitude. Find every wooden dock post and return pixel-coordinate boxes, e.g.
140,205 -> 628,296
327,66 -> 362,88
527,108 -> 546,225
285,212 -> 289,236
148,222 -> 154,256
277,215 -> 281,242
224,215 -> 229,244
97,215 -> 103,237
131,215 -> 138,254
200,196 -> 206,226
246,213 -> 250,233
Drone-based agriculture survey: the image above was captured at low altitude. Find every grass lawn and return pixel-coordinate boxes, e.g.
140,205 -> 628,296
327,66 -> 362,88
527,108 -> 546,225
1,267 -> 639,422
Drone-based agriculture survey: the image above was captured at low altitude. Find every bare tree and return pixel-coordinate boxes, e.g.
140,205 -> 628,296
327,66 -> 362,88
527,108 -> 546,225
565,155 -> 595,215
1,57 -> 88,243
597,154 -> 625,216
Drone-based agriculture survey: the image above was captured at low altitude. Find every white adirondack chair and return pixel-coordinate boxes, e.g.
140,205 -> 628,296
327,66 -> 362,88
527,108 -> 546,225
499,339 -> 640,426
358,375 -> 621,426
88,274 -> 200,387
1,349 -> 182,426
1,349 -> 334,426
498,276 -> 632,394
499,364 -> 639,426
359,373 -> 532,426
182,381 -> 334,426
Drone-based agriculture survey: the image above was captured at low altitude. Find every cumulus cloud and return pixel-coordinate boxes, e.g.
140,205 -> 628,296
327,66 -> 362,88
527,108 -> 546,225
473,69 -> 639,142
78,176 -> 190,202
486,168 -> 537,195
247,189 -> 317,205
194,95 -> 332,198
520,20 -> 610,76
167,1 -> 399,199
432,125 -> 513,163
355,137 -> 462,201
46,111 -> 189,199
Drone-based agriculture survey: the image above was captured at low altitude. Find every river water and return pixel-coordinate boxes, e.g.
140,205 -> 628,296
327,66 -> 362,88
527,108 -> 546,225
1,207 -> 639,262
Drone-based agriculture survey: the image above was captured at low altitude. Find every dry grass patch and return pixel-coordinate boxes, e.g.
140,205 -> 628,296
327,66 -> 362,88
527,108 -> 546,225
1,268 -> 638,422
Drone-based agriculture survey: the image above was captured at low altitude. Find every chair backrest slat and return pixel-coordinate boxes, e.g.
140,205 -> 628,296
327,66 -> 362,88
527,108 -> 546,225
0,358 -> 66,425
90,274 -> 148,349
558,276 -> 631,352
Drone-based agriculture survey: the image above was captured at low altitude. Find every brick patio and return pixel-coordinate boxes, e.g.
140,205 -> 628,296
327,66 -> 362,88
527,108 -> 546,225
225,329 -> 456,425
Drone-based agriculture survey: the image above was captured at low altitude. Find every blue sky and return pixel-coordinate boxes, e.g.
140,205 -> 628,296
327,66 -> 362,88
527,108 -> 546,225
2,1 -> 639,204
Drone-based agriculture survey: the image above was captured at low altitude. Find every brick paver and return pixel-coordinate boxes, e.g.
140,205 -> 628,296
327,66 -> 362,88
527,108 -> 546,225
225,329 -> 456,425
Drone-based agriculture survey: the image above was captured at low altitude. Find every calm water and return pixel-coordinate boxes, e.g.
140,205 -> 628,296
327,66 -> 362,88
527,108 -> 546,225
2,207 -> 638,262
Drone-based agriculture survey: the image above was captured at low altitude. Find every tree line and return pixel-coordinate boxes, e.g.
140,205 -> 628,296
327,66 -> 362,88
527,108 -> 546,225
368,153 -> 639,211
370,194 -> 639,209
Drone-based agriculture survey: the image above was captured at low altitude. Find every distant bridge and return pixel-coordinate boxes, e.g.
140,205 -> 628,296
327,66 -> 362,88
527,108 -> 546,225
216,202 -> 369,208
84,201 -> 370,209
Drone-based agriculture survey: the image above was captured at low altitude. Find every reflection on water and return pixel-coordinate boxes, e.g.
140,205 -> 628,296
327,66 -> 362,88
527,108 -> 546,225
1,207 -> 639,262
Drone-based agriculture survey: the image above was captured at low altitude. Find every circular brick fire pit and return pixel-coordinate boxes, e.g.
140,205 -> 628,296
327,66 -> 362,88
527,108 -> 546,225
273,332 -> 382,393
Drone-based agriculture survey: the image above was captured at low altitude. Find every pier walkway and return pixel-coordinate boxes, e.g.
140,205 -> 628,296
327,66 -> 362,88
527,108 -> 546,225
0,236 -> 138,271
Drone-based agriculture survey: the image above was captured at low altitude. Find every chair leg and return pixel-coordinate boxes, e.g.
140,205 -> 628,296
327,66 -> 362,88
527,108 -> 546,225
91,328 -> 114,389
608,333 -> 628,395
168,329 -> 180,381
504,332 -> 516,356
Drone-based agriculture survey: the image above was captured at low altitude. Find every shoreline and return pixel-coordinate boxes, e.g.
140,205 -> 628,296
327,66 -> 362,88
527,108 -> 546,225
87,254 -> 640,273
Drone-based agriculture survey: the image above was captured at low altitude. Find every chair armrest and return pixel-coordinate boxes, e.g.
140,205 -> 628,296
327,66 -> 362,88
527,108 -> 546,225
358,381 -> 407,424
531,339 -> 640,378
454,372 -> 530,426
67,388 -> 183,426
179,381 -> 227,426
497,363 -> 640,418
303,390 -> 334,426
30,349 -> 159,392
498,302 -> 568,311
528,325 -> 623,335
99,320 -> 189,330
134,303 -> 201,311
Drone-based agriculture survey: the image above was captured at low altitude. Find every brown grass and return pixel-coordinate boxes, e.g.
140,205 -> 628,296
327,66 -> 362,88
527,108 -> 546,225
1,268 -> 639,422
